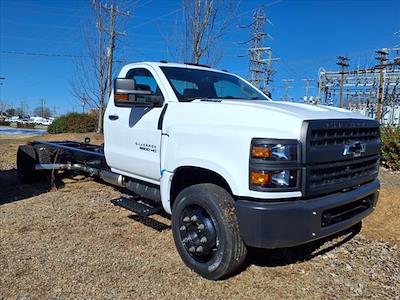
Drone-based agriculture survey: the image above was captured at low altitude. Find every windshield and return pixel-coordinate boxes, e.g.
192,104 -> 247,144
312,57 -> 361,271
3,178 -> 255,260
160,66 -> 269,102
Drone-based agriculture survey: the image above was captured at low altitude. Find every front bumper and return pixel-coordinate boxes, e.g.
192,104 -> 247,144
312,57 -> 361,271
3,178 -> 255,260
235,179 -> 379,249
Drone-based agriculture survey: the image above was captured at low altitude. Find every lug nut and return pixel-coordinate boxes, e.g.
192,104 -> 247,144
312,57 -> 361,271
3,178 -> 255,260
180,225 -> 186,231
197,224 -> 205,230
196,246 -> 203,253
183,216 -> 190,223
189,246 -> 195,253
190,215 -> 198,222
200,237 -> 207,243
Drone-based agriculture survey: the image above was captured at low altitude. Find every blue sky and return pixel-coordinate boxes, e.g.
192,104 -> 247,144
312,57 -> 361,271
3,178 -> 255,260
0,0 -> 399,115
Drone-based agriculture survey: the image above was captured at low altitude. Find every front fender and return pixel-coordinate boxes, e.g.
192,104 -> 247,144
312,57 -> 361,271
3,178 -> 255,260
161,125 -> 254,196
161,124 -> 302,200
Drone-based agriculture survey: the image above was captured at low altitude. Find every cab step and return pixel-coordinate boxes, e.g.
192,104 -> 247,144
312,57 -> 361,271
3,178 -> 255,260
111,196 -> 162,217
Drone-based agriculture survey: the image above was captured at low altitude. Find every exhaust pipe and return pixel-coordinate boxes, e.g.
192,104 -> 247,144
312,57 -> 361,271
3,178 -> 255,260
34,163 -> 99,175
34,163 -> 72,170
34,163 -> 124,187
99,170 -> 124,187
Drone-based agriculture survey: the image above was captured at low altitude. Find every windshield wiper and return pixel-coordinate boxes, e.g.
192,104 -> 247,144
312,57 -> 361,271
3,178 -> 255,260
220,96 -> 246,99
250,96 -> 268,100
183,97 -> 213,102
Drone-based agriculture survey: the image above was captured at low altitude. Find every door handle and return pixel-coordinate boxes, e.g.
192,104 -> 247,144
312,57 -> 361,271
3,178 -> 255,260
108,115 -> 119,120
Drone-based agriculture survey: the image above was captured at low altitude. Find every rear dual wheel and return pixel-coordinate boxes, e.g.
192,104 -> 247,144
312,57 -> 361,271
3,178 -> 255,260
171,183 -> 247,280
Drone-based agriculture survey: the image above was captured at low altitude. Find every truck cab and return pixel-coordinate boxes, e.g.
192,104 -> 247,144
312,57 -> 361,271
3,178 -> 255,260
102,61 -> 380,279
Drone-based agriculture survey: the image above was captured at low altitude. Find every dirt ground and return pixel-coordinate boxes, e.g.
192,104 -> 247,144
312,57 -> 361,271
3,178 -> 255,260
1,133 -> 399,299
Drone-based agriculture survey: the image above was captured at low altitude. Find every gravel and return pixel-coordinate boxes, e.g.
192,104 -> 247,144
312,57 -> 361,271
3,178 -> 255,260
1,178 -> 399,299
1,133 -> 399,299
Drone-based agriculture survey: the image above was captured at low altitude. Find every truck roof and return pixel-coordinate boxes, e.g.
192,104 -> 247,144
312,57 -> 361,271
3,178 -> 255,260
121,61 -> 229,74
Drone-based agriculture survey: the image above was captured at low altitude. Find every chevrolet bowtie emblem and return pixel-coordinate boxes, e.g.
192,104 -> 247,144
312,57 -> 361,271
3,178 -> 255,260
343,141 -> 366,158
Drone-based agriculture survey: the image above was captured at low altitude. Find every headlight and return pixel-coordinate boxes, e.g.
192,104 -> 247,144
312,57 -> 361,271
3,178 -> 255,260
249,138 -> 301,192
250,170 -> 298,188
251,140 -> 298,161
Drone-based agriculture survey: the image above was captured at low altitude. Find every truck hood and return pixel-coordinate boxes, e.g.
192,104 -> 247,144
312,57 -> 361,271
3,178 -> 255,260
165,99 -> 371,140
208,99 -> 369,121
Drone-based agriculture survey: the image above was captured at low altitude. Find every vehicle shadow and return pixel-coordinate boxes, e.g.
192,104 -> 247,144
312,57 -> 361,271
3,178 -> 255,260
242,222 -> 361,270
128,214 -> 171,232
0,168 -> 64,205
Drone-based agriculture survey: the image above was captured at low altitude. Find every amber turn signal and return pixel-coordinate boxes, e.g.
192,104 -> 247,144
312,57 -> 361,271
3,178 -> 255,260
251,146 -> 271,158
114,93 -> 129,101
251,171 -> 271,186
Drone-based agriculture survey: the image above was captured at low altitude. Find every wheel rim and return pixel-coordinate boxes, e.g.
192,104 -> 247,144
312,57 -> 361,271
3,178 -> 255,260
178,205 -> 217,261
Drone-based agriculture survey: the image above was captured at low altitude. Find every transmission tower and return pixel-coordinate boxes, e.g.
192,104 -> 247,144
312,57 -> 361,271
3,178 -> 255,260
281,79 -> 294,101
242,8 -> 279,97
302,78 -> 314,103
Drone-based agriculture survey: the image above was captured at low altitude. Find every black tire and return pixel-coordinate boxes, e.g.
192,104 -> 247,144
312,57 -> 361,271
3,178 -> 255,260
17,145 -> 39,183
171,183 -> 247,280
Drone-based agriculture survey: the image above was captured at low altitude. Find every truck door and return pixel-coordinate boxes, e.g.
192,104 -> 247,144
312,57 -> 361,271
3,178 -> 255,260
104,67 -> 166,184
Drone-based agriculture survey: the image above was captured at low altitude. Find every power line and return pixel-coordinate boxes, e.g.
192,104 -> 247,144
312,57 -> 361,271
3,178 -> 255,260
1,50 -> 89,58
132,8 -> 182,29
1,35 -> 80,45
1,19 -> 80,30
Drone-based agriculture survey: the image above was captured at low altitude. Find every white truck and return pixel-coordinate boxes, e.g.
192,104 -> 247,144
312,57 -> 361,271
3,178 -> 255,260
17,62 -> 380,280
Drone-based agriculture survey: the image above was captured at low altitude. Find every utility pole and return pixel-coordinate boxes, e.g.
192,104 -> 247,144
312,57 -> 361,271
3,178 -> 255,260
81,95 -> 88,114
20,101 -> 25,116
302,78 -> 313,103
281,79 -> 294,102
94,1 -> 129,96
337,56 -> 350,108
375,48 -> 388,122
93,0 -> 129,132
40,98 -> 45,118
243,8 -> 279,96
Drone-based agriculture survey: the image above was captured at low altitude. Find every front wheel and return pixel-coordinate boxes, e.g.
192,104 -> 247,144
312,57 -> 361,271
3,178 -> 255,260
171,183 -> 247,280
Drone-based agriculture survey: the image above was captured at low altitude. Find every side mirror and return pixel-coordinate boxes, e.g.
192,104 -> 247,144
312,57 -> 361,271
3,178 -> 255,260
114,78 -> 163,107
115,78 -> 136,93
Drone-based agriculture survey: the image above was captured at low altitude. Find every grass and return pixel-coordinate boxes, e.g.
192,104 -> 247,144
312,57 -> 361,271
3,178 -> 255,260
0,133 -> 399,299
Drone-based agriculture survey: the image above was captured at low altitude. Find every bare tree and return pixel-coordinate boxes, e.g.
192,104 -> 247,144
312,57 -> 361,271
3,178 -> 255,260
70,3 -> 110,133
34,107 -> 52,118
0,100 -> 6,114
182,0 -> 235,66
